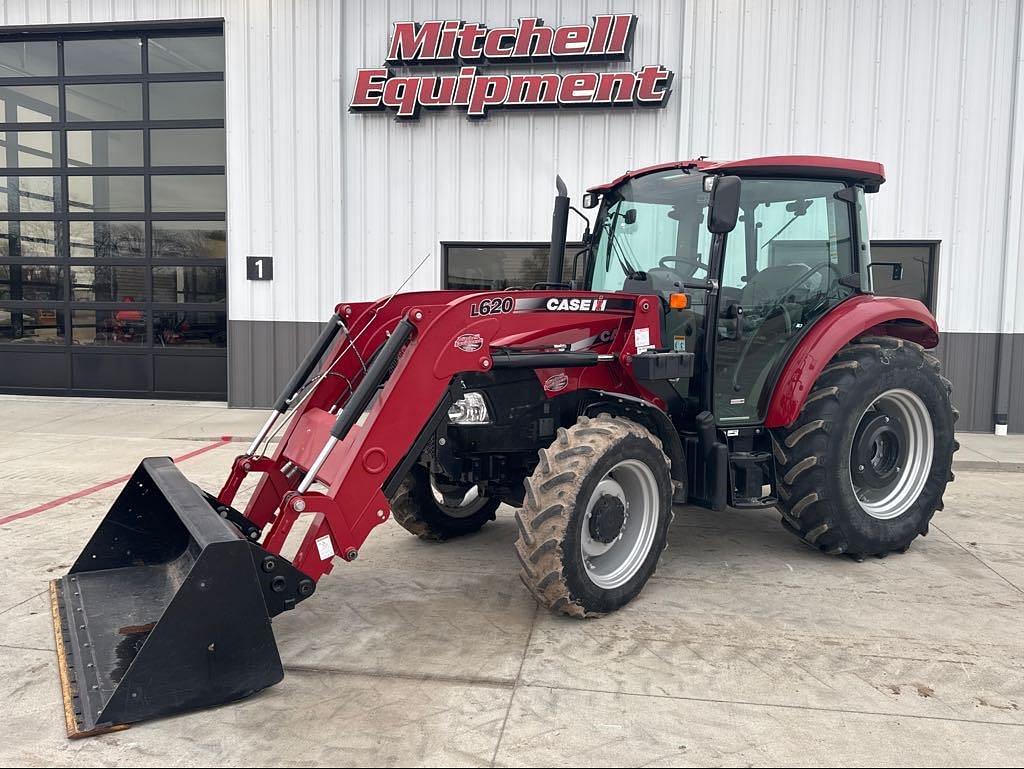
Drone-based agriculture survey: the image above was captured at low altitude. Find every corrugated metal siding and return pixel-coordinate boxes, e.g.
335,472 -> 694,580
0,0 -> 224,26
217,0 -> 1024,336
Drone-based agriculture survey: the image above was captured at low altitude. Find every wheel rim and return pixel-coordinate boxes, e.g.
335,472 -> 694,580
580,459 -> 659,589
429,476 -> 487,518
849,388 -> 934,520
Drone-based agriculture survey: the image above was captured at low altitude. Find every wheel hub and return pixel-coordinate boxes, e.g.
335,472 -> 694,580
588,494 -> 626,543
852,412 -> 904,489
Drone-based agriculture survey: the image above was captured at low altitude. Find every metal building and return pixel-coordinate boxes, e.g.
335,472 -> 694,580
0,0 -> 1021,433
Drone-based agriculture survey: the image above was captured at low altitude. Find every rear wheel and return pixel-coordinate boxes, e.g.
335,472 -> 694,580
515,414 -> 673,617
772,336 -> 958,557
390,465 -> 499,541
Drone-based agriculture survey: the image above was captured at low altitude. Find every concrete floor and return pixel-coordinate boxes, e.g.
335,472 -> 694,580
0,396 -> 1022,767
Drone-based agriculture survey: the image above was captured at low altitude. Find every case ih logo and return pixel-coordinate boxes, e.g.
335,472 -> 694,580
454,333 -> 485,352
543,372 -> 570,392
350,15 -> 672,120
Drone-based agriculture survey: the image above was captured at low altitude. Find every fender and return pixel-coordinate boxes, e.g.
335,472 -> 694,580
764,295 -> 939,429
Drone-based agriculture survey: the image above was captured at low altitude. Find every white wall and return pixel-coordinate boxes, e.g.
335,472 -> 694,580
4,0 -> 1020,335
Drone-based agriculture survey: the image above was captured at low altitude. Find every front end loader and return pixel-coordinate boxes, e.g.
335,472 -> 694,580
49,156 -> 957,736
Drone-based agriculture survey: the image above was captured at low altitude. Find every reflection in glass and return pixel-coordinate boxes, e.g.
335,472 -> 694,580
152,221 -> 226,259
151,128 -> 225,166
0,264 -> 64,300
0,41 -> 57,77
151,174 -> 225,213
70,221 -> 144,259
0,131 -> 59,168
67,130 -> 144,167
148,37 -> 224,73
153,265 -> 225,303
149,81 -> 224,120
65,84 -> 143,121
72,308 -> 146,346
68,176 -> 145,213
154,309 -> 225,347
0,307 -> 65,344
0,221 -> 57,258
70,264 -> 147,302
0,85 -> 59,122
0,176 -> 59,213
64,38 -> 142,75
445,245 -> 585,290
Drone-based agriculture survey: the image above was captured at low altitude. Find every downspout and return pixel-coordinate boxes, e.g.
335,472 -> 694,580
994,2 -> 1024,435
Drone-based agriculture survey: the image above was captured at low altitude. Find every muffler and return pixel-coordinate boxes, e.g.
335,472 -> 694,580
50,457 -> 314,737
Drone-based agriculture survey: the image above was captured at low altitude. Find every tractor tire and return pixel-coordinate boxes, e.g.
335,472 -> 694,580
772,336 -> 958,558
515,414 -> 673,618
390,464 -> 500,541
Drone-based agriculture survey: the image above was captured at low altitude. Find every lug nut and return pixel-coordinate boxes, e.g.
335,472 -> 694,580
298,580 -> 314,597
261,556 -> 277,573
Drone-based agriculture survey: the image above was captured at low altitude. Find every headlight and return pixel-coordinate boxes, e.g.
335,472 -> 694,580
447,392 -> 490,424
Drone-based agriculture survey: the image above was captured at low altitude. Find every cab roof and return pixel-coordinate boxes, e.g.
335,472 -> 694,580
587,155 -> 886,194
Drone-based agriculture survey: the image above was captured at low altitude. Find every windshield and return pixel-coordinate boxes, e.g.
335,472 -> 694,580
589,170 -> 713,291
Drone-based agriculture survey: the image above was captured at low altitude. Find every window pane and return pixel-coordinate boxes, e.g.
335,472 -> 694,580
153,265 -> 225,303
70,264 -> 147,301
445,244 -> 583,290
870,244 -> 934,306
0,221 -> 58,257
68,175 -> 144,213
0,264 -> 64,300
149,81 -> 224,120
152,221 -> 226,259
65,84 -> 143,122
151,128 -> 225,166
0,176 -> 59,213
0,41 -> 57,77
148,36 -> 224,73
70,221 -> 145,260
64,38 -> 142,75
70,221 -> 144,259
154,309 -> 225,347
0,85 -> 59,123
151,174 -> 225,213
67,130 -> 143,167
0,131 -> 59,167
0,307 -> 65,344
72,308 -> 146,346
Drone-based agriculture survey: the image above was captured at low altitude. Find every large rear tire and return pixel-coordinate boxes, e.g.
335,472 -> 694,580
515,414 -> 673,617
772,336 -> 958,557
390,465 -> 500,541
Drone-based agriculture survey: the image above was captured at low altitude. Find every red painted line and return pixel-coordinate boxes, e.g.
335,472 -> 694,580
0,436 -> 234,527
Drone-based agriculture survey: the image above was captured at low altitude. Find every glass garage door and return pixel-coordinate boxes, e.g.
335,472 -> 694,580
0,25 -> 227,399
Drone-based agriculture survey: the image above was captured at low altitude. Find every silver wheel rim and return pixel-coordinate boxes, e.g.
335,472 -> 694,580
580,459 -> 659,589
850,388 -> 934,520
429,476 -> 486,518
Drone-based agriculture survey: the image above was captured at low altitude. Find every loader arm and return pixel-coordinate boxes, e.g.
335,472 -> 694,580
229,290 -> 666,583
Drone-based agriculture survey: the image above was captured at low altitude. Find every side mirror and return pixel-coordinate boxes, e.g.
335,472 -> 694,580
869,261 -> 904,281
623,208 -> 637,225
707,175 -> 741,234
582,192 -> 600,209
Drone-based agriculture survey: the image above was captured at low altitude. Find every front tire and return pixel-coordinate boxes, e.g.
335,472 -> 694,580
772,336 -> 958,557
390,465 -> 500,541
515,414 -> 673,617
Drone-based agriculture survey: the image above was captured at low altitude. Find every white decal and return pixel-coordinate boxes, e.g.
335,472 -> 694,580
633,326 -> 651,353
316,535 -> 335,561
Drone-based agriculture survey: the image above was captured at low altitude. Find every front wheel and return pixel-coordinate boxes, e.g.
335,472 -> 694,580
390,465 -> 500,541
515,414 -> 673,617
772,336 -> 958,557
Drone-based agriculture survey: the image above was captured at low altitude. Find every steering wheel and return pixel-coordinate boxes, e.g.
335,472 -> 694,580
658,255 -> 710,281
730,262 -> 843,392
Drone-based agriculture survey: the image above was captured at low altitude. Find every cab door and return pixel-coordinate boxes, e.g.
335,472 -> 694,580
712,178 -> 859,425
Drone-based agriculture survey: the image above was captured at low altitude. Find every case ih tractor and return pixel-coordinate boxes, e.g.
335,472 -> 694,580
50,156 -> 956,736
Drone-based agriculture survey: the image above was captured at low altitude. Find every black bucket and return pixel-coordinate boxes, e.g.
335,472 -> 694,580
50,457 -> 314,737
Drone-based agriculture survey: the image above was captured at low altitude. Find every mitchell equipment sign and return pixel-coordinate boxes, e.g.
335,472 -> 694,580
349,15 -> 673,120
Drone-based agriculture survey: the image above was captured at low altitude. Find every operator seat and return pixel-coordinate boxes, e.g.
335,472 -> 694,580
739,263 -> 810,309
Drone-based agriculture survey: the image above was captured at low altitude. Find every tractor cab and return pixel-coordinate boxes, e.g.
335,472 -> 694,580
581,158 -> 883,433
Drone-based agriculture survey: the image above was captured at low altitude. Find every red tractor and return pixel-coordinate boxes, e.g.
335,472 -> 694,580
49,156 -> 957,736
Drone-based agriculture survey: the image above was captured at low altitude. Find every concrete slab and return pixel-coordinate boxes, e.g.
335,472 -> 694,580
0,397 -> 1022,766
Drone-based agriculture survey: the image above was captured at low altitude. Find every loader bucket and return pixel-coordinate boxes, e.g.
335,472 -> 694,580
49,457 -> 314,737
